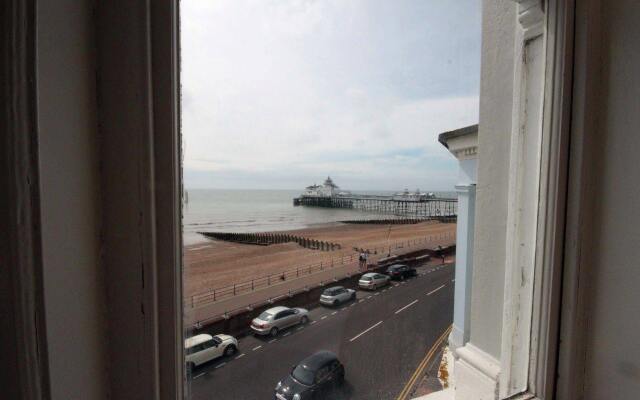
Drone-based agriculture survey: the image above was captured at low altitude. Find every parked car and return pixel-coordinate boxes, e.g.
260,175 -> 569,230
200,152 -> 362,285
386,264 -> 417,280
185,333 -> 238,370
251,306 -> 309,336
358,272 -> 390,290
320,286 -> 356,306
275,351 -> 345,400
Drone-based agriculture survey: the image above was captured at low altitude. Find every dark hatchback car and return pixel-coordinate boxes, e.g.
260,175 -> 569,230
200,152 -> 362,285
275,351 -> 345,400
386,264 -> 417,280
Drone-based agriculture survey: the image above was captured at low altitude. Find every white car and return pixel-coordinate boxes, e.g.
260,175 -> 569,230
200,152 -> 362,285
250,306 -> 309,336
185,333 -> 238,370
358,272 -> 390,290
320,286 -> 356,306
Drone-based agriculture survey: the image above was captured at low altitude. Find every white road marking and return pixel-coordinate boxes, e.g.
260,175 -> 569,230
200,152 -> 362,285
374,292 -> 380,296
427,285 -> 446,296
268,338 -> 277,343
296,326 -> 304,331
252,345 -> 262,351
366,296 -> 372,299
282,332 -> 291,337
452,279 -> 456,282
359,299 -> 365,303
331,311 -> 338,316
193,373 -> 205,379
235,353 -> 245,360
395,299 -> 419,314
349,321 -> 383,342
311,320 -> 318,325
321,315 -> 328,320
382,289 -> 387,292
215,362 -> 226,369
350,303 -> 356,307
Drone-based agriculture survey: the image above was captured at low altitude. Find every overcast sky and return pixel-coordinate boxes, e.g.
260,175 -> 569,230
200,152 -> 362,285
181,0 -> 480,191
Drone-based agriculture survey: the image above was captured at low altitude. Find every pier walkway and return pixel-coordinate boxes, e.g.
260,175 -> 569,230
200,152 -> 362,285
293,194 -> 457,218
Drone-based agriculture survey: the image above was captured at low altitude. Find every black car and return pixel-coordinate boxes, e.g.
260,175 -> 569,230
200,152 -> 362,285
275,351 -> 345,400
386,264 -> 417,280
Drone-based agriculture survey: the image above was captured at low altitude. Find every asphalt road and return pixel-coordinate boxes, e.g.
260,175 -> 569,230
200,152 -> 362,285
189,263 -> 454,400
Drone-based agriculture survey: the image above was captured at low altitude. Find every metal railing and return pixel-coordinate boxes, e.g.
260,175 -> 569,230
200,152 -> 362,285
185,231 -> 455,308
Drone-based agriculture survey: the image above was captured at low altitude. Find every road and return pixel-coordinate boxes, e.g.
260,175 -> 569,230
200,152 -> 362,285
189,262 -> 454,400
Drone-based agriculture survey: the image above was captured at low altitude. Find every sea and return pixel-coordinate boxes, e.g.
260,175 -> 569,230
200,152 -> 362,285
182,189 -> 456,245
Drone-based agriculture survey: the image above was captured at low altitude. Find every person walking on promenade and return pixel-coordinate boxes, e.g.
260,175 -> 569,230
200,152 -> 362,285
359,251 -> 366,271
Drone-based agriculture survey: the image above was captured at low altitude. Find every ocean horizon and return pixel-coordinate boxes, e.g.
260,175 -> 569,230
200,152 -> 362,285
182,188 -> 456,245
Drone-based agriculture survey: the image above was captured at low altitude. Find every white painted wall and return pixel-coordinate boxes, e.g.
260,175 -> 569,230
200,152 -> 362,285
582,1 -> 640,398
37,1 -> 108,399
469,0 -> 517,359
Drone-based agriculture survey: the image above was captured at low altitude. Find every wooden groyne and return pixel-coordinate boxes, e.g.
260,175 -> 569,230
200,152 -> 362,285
294,195 -> 457,218
340,218 -> 433,225
199,231 -> 342,251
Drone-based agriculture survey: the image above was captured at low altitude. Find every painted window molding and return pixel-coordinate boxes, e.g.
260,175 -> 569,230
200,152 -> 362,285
501,0 -> 575,399
500,0 -> 546,398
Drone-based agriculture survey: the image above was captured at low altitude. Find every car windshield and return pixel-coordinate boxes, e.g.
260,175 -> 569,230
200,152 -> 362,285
258,311 -> 273,320
324,288 -> 340,295
291,365 -> 315,386
361,276 -> 372,281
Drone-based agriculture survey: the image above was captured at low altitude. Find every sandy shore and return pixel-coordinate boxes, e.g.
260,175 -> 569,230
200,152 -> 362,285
184,221 -> 456,297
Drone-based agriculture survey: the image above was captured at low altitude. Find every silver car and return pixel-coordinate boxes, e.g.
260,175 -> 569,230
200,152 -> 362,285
320,286 -> 356,306
358,272 -> 390,290
250,306 -> 309,336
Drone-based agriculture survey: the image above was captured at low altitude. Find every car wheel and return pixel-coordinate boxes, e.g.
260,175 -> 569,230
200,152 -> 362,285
270,327 -> 279,337
301,316 -> 309,325
351,292 -> 356,301
333,300 -> 339,306
224,344 -> 237,357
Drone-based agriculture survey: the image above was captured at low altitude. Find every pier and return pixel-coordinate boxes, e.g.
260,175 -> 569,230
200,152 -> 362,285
293,177 -> 457,219
293,194 -> 457,219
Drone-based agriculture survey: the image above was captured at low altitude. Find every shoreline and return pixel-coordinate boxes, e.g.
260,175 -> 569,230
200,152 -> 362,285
184,220 -> 456,297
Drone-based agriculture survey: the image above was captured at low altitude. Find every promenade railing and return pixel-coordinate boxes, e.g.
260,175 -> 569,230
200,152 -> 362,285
185,231 -> 455,308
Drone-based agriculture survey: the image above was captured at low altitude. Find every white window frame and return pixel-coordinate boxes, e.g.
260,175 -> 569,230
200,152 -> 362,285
500,0 -> 575,399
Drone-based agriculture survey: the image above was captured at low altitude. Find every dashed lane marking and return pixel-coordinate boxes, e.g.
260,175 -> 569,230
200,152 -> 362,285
321,315 -> 328,320
311,320 -> 318,325
427,285 -> 446,296
349,321 -> 383,342
366,296 -> 372,299
252,345 -> 262,351
331,311 -> 338,316
296,326 -> 304,331
268,338 -> 277,343
193,373 -> 205,379
214,362 -> 226,369
395,299 -> 419,314
282,332 -> 291,337
234,353 -> 245,360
